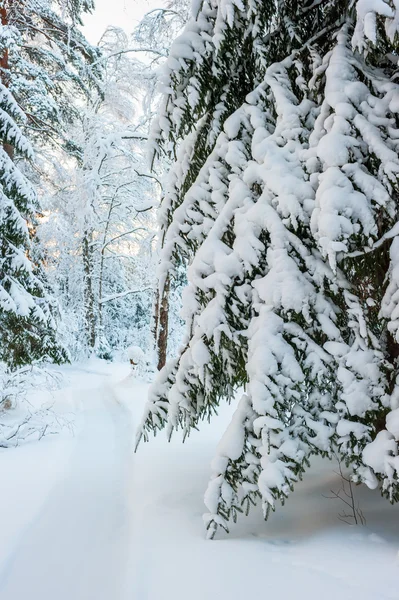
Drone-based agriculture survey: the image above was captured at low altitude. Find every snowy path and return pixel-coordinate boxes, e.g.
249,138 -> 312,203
0,361 -> 398,600
0,382 -> 133,600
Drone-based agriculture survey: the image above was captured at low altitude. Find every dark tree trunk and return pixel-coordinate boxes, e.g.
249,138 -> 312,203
0,2 -> 13,160
154,276 -> 170,371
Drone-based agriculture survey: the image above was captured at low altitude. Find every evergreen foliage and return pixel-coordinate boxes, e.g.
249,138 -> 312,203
0,84 -> 65,367
3,0 -> 101,149
138,0 -> 399,537
0,0 -> 100,368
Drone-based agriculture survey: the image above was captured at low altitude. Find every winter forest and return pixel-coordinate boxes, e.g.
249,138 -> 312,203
1,0 -> 399,598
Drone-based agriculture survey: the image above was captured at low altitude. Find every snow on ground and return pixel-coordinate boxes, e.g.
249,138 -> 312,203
0,359 -> 398,600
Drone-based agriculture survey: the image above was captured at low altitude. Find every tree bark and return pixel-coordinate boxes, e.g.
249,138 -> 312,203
82,230 -> 96,349
0,1 -> 14,160
154,276 -> 170,371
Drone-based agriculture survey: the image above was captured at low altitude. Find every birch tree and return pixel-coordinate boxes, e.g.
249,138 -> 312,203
41,27 -> 159,357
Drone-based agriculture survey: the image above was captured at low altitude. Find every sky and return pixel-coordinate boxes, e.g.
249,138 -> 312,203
80,0 -> 162,44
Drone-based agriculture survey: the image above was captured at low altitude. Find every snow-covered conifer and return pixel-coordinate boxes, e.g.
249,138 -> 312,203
0,0 -> 100,367
138,0 -> 399,537
0,82 -> 66,367
2,0 -> 101,150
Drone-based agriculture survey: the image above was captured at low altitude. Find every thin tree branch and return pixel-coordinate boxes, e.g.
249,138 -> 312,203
99,286 -> 152,304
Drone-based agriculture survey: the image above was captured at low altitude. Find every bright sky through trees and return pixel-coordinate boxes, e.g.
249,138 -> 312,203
80,0 -> 162,43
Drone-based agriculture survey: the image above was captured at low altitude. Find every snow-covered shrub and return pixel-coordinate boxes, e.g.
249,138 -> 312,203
127,345 -> 145,365
0,363 -> 68,448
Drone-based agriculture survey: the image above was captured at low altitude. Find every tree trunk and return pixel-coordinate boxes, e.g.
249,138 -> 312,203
154,276 -> 170,371
82,230 -> 96,349
0,2 -> 13,160
98,245 -> 105,339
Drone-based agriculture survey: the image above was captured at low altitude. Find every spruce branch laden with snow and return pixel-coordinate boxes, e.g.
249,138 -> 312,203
137,0 -> 399,538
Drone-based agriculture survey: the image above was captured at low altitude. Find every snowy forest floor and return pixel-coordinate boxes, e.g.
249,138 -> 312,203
0,360 -> 398,600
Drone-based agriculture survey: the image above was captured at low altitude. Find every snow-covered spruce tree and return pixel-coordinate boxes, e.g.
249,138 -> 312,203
150,0 -> 279,263
307,12 -> 399,506
0,84 -> 65,367
3,0 -> 101,151
138,0 -> 399,538
0,0 -> 100,367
